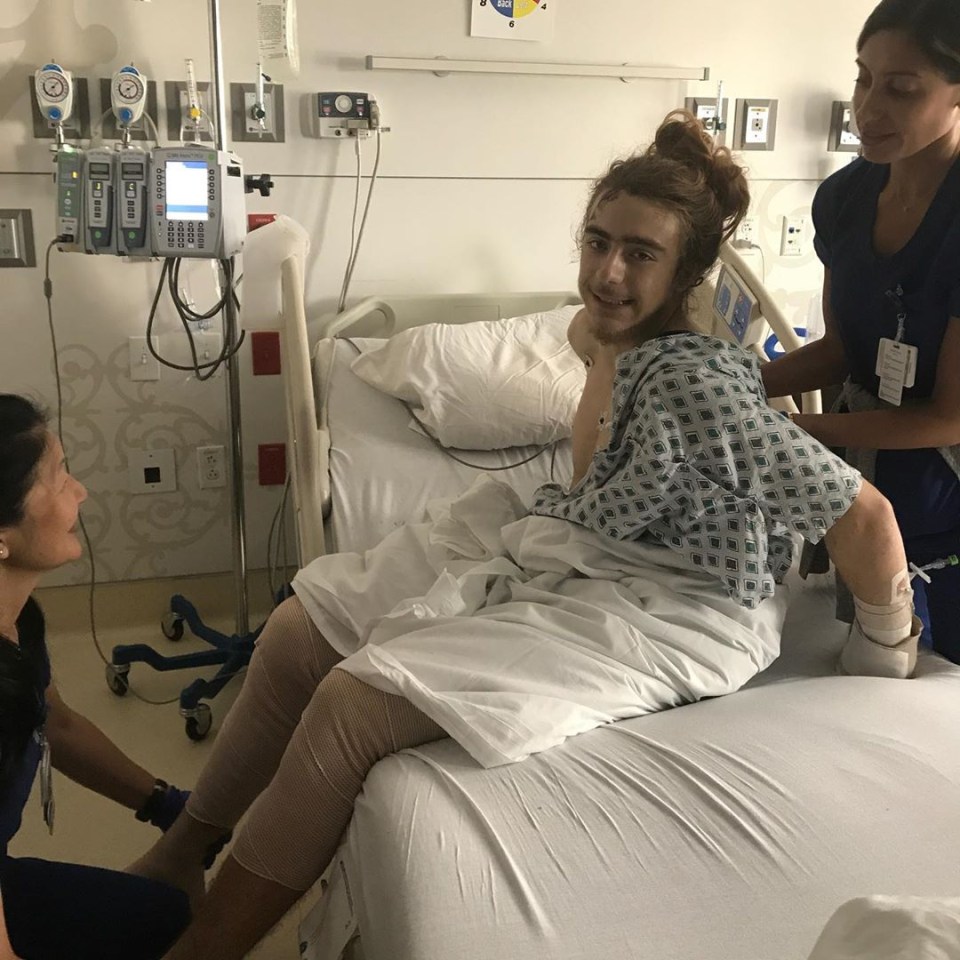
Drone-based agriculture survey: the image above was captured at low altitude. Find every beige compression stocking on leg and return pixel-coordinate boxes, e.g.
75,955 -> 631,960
229,668 -> 446,891
841,569 -> 922,679
187,595 -> 347,829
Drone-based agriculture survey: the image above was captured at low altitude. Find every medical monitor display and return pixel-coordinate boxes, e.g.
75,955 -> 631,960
165,160 -> 209,221
89,162 -> 111,176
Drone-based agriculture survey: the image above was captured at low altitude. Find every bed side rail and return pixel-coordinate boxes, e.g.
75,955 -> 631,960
719,243 -> 823,415
281,255 -> 331,566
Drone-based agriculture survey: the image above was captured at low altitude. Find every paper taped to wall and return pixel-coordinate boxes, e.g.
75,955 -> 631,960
257,0 -> 300,76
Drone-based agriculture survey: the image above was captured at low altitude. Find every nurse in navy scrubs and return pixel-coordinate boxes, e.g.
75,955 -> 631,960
763,0 -> 960,662
0,394 -> 191,959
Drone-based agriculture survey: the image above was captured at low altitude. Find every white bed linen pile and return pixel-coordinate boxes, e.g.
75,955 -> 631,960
294,473 -> 786,768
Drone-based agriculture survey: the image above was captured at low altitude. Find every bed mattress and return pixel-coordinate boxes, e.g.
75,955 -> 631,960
300,572 -> 960,960
317,338 -> 573,554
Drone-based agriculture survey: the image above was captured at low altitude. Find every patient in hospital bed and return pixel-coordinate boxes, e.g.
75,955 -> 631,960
133,110 -> 923,960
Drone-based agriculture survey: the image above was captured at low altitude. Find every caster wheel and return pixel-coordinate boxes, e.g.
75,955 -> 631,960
185,704 -> 213,741
161,612 -> 185,641
106,664 -> 129,697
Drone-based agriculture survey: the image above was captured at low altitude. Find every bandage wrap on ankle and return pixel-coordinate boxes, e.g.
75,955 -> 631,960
852,593 -> 914,647
841,571 -> 921,678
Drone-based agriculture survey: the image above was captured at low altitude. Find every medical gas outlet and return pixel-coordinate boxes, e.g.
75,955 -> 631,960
313,92 -> 382,138
734,99 -> 778,152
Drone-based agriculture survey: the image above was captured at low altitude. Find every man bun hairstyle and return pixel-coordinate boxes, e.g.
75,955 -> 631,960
581,109 -> 750,294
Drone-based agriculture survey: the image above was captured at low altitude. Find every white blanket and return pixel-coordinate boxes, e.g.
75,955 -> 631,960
808,896 -> 960,960
293,475 -> 788,767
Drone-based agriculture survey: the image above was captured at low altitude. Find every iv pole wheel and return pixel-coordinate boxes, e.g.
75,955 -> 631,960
106,663 -> 130,697
161,611 -> 185,641
185,703 -> 213,741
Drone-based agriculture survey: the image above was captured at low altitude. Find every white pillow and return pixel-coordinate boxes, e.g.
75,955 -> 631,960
349,306 -> 585,450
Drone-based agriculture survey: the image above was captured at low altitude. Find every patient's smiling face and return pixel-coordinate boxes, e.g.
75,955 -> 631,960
578,192 -> 685,349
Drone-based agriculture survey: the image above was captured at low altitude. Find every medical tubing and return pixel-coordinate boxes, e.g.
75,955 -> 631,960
43,240 -> 183,705
144,258 -> 245,379
337,136 -> 365,312
340,129 -> 383,311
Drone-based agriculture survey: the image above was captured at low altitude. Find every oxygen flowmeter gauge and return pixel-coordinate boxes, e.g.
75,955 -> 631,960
35,63 -> 74,125
111,65 -> 148,127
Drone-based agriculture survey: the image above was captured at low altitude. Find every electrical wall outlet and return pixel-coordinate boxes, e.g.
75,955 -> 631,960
734,98 -> 778,151
127,448 -> 177,493
197,445 -> 226,489
780,216 -> 806,256
735,217 -> 757,247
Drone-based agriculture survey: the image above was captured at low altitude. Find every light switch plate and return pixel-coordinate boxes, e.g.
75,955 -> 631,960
0,209 -> 36,267
129,336 -> 160,381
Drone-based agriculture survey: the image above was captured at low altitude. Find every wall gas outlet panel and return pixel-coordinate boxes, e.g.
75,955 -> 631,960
165,80 -> 214,142
314,92 -> 370,138
684,97 -> 729,145
734,98 -> 778,151
829,100 -> 861,152
230,82 -> 286,142
98,77 -> 159,142
28,75 -> 91,139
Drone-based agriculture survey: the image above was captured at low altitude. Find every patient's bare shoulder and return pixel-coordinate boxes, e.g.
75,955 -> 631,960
567,309 -> 598,366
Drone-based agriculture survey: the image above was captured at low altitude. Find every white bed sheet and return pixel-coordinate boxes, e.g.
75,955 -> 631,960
301,573 -> 960,960
318,338 -> 573,554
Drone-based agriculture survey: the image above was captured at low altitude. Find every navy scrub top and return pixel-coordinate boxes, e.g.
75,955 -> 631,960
812,154 -> 960,400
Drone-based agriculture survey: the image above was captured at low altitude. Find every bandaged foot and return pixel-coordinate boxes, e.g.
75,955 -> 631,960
840,575 -> 921,679
839,615 -> 922,679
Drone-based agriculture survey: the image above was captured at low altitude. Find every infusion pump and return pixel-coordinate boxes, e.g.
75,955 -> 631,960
54,146 -> 246,259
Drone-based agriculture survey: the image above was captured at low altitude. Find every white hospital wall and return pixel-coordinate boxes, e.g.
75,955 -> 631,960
0,0 -> 873,585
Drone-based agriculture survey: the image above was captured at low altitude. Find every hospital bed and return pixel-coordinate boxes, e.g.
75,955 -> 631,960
277,252 -> 960,960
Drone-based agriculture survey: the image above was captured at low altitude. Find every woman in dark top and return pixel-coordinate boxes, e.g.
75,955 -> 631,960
763,0 -> 960,662
0,394 -> 191,959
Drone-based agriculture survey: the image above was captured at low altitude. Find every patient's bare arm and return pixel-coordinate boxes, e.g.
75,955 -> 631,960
823,482 -> 907,605
823,481 -> 919,677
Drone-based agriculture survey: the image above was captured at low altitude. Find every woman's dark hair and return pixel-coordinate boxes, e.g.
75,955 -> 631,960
0,395 -> 50,790
0,394 -> 48,529
580,109 -> 750,296
858,0 -> 960,83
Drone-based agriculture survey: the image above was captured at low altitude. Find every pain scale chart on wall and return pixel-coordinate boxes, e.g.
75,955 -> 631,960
470,0 -> 556,41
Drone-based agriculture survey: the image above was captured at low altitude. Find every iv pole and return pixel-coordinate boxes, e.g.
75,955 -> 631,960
207,0 -> 250,637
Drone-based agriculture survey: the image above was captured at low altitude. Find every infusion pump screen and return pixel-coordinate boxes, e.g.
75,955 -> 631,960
165,160 -> 209,221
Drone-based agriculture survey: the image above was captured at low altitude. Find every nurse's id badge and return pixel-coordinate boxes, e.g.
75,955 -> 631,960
876,338 -> 917,407
37,729 -> 54,834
